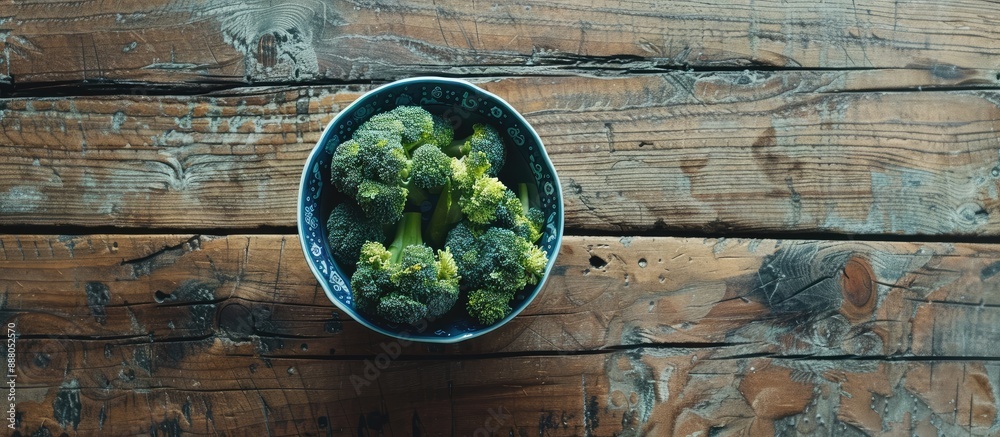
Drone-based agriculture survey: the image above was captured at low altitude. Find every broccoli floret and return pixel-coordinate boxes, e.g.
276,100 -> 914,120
493,183 -> 545,243
442,124 -> 506,176
445,225 -> 549,325
359,134 -> 410,185
335,108 -> 461,222
350,212 -> 462,324
426,151 -> 495,246
451,150 -> 493,188
330,139 -> 364,196
355,106 -> 437,153
352,114 -> 404,146
466,289 -> 514,325
326,202 -> 386,267
377,293 -> 427,325
430,115 -> 455,148
459,177 -> 508,225
476,227 -> 547,292
356,180 -> 407,224
409,144 -> 452,190
387,106 -> 436,150
351,242 -> 395,314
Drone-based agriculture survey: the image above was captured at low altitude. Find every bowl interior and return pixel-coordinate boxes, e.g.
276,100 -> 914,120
299,78 -> 563,342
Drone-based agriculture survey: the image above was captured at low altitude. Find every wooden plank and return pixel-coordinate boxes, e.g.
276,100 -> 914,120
3,234 -> 1000,361
1,75 -> 998,235
3,0 -> 1000,85
7,342 -> 1000,436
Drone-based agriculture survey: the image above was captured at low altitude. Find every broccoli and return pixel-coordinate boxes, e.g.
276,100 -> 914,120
360,134 -> 410,185
458,176 -> 508,225
425,151 -> 494,246
427,159 -> 542,247
441,124 -> 506,177
331,132 -> 409,223
354,106 -> 450,152
350,212 -> 461,325
430,115 -> 455,148
325,202 -> 386,268
331,107 -> 550,327
332,107 -> 459,223
409,143 -> 452,191
444,224 -> 548,325
492,183 -> 545,243
467,289 -> 514,325
474,227 -> 547,292
356,180 -> 407,224
330,139 -> 363,195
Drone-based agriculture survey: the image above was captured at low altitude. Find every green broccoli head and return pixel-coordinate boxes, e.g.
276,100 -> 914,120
487,183 -> 545,243
465,124 -> 506,176
359,134 -> 410,185
377,293 -> 428,325
459,176 -> 508,225
466,288 -> 514,325
356,180 -> 407,224
353,114 -> 405,145
351,242 -> 395,314
350,213 -> 462,324
326,202 -> 386,267
430,115 -> 455,148
448,226 -> 548,294
477,227 -> 536,292
386,106 -> 436,149
391,245 -> 439,300
448,151 -> 491,191
356,106 -> 436,152
409,144 -> 452,190
330,139 -> 363,196
442,124 -> 506,176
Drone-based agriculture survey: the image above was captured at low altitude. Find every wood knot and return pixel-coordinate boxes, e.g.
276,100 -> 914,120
217,303 -> 254,340
840,255 -> 876,322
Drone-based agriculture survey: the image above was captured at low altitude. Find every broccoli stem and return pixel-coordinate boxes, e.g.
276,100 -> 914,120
518,183 -> 530,213
388,212 -> 424,264
405,179 -> 430,206
427,180 -> 463,247
440,137 -> 470,157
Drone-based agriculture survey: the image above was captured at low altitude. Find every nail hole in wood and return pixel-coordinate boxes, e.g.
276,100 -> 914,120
589,255 -> 607,269
153,290 -> 174,303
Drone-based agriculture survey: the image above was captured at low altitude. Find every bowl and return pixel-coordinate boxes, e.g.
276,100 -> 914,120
297,77 -> 564,343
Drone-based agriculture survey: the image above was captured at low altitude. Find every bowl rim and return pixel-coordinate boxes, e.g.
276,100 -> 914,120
297,76 -> 564,343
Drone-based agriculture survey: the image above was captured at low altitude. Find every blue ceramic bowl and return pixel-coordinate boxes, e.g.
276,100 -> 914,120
298,77 -> 564,343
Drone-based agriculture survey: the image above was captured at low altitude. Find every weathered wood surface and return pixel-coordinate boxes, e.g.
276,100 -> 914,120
8,342 -> 1000,436
4,2 -> 1000,435
2,233 -> 997,434
2,74 -> 998,235
3,234 -> 1000,360
3,0 -> 1000,86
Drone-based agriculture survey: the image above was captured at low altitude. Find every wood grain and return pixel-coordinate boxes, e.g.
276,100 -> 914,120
1,75 -> 998,235
8,341 -> 1000,436
3,0 -> 1000,86
3,232 -> 998,435
3,234 -> 1000,360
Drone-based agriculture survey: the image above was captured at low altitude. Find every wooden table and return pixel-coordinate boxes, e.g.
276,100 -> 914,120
2,1 -> 999,435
